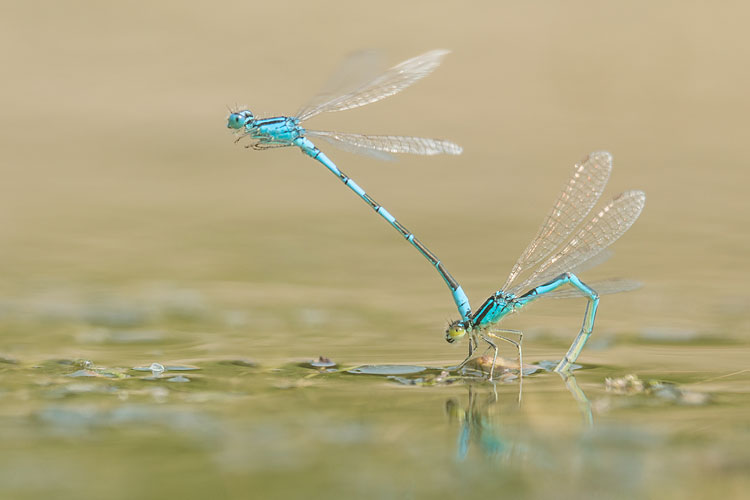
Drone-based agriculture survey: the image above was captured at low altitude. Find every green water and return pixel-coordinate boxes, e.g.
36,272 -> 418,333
0,284 -> 747,499
2,1 -> 749,498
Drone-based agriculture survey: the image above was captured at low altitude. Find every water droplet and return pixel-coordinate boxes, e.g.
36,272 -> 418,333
149,362 -> 165,374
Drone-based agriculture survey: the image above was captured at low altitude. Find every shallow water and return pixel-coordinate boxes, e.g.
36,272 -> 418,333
0,284 -> 747,499
2,1 -> 749,499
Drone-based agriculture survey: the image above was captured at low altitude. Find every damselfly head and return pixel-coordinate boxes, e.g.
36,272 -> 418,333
445,320 -> 467,343
227,110 -> 254,129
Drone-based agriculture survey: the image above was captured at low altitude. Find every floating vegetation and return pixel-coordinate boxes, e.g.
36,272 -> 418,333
605,374 -> 710,405
471,355 -> 542,378
297,356 -> 338,373
68,369 -> 111,378
132,363 -> 200,373
130,363 -> 200,380
387,370 -> 459,386
348,365 -> 427,376
309,356 -> 337,368
345,365 -> 468,386
346,360 -> 544,385
65,360 -> 129,379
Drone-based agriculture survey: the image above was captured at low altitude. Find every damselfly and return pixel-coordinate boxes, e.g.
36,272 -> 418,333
227,50 -> 471,318
445,152 -> 645,377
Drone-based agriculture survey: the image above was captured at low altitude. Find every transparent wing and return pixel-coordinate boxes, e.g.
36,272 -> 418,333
539,278 -> 642,299
296,50 -> 450,122
305,130 -> 395,161
293,50 -> 385,121
509,190 -> 646,295
306,130 -> 462,156
568,248 -> 613,275
501,152 -> 612,291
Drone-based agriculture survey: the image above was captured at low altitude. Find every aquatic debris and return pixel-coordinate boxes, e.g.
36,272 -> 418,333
66,360 -> 128,379
434,370 -> 452,384
473,355 -> 541,377
347,366 -> 463,386
606,374 -> 646,394
348,365 -> 426,376
605,374 -> 710,405
149,362 -> 165,375
162,365 -> 199,371
131,363 -> 200,380
387,370 -> 459,386
310,356 -> 336,368
132,363 -> 200,374
298,356 -> 338,372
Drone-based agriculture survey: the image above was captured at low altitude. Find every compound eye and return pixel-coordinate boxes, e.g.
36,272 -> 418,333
445,321 -> 466,343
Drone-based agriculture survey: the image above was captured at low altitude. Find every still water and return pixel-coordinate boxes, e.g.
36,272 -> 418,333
1,1 -> 749,499
0,281 -> 747,499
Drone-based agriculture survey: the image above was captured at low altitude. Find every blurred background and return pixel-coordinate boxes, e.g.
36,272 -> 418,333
1,1 -> 748,499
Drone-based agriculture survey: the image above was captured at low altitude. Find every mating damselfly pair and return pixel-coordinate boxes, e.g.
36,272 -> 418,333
227,50 -> 645,377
